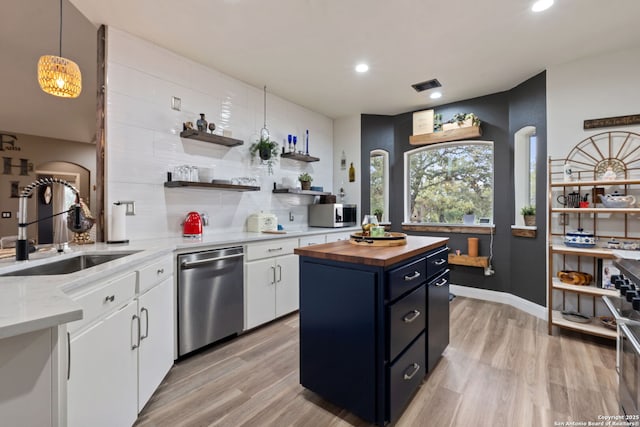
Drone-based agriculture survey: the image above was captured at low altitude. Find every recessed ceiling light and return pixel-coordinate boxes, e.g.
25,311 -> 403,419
531,0 -> 553,12
430,91 -> 442,99
355,63 -> 369,73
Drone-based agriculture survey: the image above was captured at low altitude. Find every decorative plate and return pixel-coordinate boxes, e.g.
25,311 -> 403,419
561,310 -> 591,324
598,316 -> 617,330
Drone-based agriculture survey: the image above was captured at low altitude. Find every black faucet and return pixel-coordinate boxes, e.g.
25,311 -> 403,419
16,177 -> 80,261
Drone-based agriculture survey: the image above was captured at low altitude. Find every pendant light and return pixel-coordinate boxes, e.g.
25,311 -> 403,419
37,0 -> 82,98
260,85 -> 269,141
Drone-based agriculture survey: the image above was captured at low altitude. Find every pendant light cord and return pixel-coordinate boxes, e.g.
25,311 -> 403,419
58,0 -> 63,57
263,85 -> 267,128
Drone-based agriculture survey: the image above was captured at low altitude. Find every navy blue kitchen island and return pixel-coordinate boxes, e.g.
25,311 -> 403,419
294,236 -> 450,426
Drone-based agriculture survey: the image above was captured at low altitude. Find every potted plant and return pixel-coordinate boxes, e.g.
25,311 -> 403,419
463,208 -> 475,225
298,172 -> 313,190
433,113 -> 443,132
521,205 -> 536,226
373,208 -> 383,222
250,136 -> 279,174
443,113 -> 481,131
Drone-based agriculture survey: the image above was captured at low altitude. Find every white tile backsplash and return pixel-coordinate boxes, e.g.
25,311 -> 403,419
105,27 -> 334,239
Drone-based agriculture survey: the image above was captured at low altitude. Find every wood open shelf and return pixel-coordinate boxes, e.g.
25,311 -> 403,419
409,125 -> 482,146
551,278 -> 617,297
281,152 -> 320,162
272,188 -> 330,196
179,129 -> 244,147
550,244 -> 616,259
164,181 -> 259,191
448,254 -> 489,268
551,310 -> 616,339
550,178 -> 640,187
552,207 -> 640,214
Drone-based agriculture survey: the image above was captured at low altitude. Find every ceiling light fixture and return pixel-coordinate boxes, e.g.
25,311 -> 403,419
355,63 -> 369,73
430,92 -> 442,99
37,0 -> 82,98
531,0 -> 554,12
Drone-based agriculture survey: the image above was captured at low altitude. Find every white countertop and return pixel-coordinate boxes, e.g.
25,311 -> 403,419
0,227 -> 357,340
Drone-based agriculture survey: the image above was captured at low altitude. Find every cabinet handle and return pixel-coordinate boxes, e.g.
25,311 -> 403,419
67,332 -> 71,381
403,363 -> 421,380
105,295 -> 115,302
270,266 -> 276,285
434,259 -> 446,266
157,268 -> 164,275
132,314 -> 140,350
435,278 -> 447,287
403,310 -> 421,323
140,307 -> 149,340
268,247 -> 283,252
277,264 -> 282,282
403,271 -> 421,281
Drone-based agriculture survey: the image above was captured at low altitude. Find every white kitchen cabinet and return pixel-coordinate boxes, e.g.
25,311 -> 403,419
299,235 -> 326,247
137,276 -> 174,411
67,301 -> 138,427
245,239 -> 299,330
325,231 -> 352,242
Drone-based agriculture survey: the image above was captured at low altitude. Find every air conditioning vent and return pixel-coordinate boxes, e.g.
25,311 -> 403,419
411,79 -> 442,92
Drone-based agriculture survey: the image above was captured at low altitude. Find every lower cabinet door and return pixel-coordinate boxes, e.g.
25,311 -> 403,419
388,332 -> 426,424
67,301 -> 138,427
138,277 -> 174,412
275,254 -> 299,317
245,258 -> 277,329
427,270 -> 450,372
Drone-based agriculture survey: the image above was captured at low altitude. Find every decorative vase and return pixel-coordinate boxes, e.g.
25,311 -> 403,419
463,214 -> 475,225
301,180 -> 311,190
524,215 -> 536,226
196,113 -> 208,132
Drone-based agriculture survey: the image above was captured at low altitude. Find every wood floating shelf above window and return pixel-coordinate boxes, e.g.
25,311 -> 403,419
272,188 -> 330,196
448,254 -> 489,268
409,125 -> 482,146
164,181 -> 260,191
280,152 -> 320,162
402,223 -> 495,235
179,130 -> 244,147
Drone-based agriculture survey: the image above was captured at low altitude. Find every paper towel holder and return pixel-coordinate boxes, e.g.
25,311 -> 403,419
107,201 -> 129,244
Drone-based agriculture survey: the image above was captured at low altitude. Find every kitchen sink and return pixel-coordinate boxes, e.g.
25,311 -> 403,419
0,251 -> 141,276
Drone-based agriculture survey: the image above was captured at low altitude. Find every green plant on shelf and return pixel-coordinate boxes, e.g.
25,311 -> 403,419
520,205 -> 535,216
250,136 -> 279,174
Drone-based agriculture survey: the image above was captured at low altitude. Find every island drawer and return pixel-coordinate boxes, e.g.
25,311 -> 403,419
139,255 -> 173,293
387,257 -> 426,301
388,332 -> 426,423
67,271 -> 136,334
246,238 -> 298,261
426,246 -> 448,280
388,284 -> 426,362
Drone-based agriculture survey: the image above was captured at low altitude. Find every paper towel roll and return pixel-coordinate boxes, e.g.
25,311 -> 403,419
109,204 -> 127,242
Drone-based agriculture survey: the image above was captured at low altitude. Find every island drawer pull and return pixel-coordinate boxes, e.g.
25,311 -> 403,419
268,247 -> 283,252
105,295 -> 115,302
403,363 -> 421,380
403,271 -> 421,281
435,278 -> 447,287
403,310 -> 421,323
434,259 -> 446,266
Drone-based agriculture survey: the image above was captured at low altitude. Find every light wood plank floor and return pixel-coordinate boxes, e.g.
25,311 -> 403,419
135,297 -> 619,427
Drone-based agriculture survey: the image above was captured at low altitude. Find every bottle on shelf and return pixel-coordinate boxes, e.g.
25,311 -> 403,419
349,162 -> 355,182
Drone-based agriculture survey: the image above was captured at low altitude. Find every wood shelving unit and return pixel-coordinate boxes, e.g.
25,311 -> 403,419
179,129 -> 244,147
448,254 -> 489,268
551,310 -> 616,339
272,188 -> 330,196
409,125 -> 482,146
164,181 -> 259,191
280,152 -> 320,162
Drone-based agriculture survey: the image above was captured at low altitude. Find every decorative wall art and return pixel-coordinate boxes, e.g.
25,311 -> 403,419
583,114 -> 640,130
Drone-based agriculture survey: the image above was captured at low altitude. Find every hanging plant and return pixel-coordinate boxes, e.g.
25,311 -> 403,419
250,137 -> 279,174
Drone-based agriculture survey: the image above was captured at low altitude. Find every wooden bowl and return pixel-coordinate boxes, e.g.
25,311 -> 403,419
557,270 -> 593,286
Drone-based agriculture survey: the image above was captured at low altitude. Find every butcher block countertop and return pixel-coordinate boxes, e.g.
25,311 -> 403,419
294,235 -> 449,267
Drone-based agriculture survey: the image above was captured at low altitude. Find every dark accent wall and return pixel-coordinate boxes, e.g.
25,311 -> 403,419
361,72 -> 547,306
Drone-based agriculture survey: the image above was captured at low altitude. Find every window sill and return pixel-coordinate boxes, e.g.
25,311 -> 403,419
402,223 -> 495,235
511,225 -> 537,238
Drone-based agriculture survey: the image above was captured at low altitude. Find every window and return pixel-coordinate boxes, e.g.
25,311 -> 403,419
404,141 -> 494,224
514,126 -> 536,226
370,150 -> 389,221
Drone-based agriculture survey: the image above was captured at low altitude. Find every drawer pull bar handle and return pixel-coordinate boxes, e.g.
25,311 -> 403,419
403,310 -> 421,323
132,314 -> 140,350
271,266 -> 276,284
434,259 -> 446,266
105,295 -> 115,302
403,271 -> 421,281
140,307 -> 149,340
268,247 -> 283,252
277,264 -> 282,282
403,363 -> 421,380
435,278 -> 447,287
157,268 -> 164,274
67,332 -> 71,380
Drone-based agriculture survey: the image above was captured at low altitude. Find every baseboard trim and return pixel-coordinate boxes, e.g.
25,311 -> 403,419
450,284 -> 546,320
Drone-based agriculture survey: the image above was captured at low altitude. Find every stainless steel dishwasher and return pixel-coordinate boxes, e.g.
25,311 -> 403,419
177,246 -> 244,357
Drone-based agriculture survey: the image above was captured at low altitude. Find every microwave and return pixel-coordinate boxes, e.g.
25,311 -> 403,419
309,204 -> 357,228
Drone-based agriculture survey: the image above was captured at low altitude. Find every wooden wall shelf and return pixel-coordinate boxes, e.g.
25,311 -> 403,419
164,181 -> 259,191
409,125 -> 482,146
281,152 -> 320,162
273,188 -> 330,196
179,130 -> 244,147
448,254 -> 489,268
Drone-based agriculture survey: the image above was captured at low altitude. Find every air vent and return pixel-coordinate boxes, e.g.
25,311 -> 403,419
411,79 -> 442,92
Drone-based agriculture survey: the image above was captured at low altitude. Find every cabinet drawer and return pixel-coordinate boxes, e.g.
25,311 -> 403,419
388,284 -> 426,362
325,232 -> 351,243
426,246 -> 448,280
387,257 -> 426,301
246,238 -> 297,261
138,255 -> 173,293
388,332 -> 426,423
67,271 -> 136,334
299,235 -> 326,247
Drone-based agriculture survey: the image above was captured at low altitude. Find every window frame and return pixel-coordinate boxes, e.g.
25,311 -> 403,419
369,149 -> 389,222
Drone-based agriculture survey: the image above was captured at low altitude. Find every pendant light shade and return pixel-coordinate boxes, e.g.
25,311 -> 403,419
37,55 -> 82,98
37,0 -> 82,98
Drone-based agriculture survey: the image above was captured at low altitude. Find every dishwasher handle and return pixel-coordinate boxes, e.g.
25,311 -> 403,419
180,252 -> 243,269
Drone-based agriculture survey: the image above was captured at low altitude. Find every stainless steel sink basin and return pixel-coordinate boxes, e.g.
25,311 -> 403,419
0,251 -> 141,276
